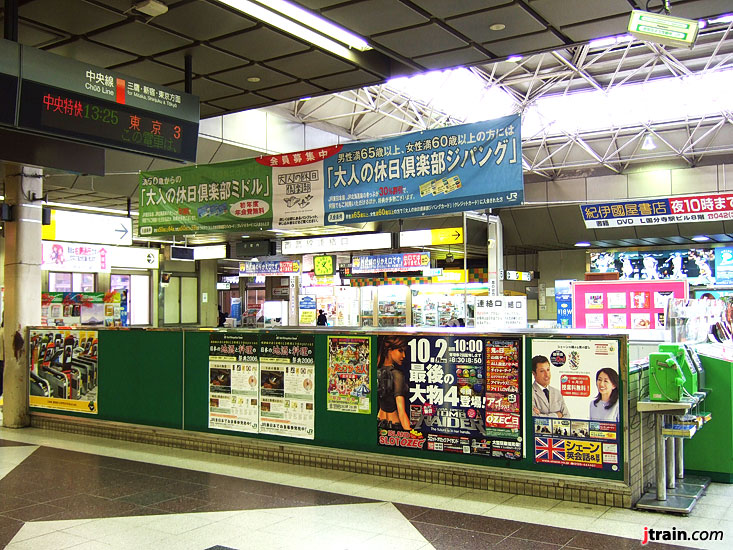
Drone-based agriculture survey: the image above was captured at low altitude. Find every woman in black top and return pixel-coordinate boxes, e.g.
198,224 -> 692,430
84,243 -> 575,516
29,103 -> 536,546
377,335 -> 411,431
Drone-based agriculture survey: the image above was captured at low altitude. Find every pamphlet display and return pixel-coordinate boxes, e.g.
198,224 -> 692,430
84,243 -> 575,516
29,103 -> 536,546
41,291 -> 126,327
572,280 -> 687,330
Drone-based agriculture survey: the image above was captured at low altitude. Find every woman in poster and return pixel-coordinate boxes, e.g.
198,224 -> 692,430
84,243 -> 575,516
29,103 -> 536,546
589,368 -> 619,421
377,335 -> 411,431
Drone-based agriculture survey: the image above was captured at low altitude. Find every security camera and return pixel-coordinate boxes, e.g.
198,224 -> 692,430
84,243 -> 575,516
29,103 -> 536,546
446,254 -> 454,263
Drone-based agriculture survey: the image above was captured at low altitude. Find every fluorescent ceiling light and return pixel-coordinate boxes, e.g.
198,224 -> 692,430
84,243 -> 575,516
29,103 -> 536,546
641,134 -> 657,150
708,14 -> 733,24
575,241 -> 592,247
691,235 -> 710,242
506,55 -> 523,62
219,0 -> 369,60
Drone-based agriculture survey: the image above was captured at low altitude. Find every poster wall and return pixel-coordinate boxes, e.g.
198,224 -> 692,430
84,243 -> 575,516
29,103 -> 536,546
326,336 -> 371,414
41,291 -> 126,327
377,334 -> 522,459
530,338 -> 621,471
259,333 -> 315,439
28,329 -> 99,413
208,333 -> 259,433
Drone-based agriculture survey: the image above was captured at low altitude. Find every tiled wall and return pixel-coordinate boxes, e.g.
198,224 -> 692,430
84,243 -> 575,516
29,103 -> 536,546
32,412 -> 632,508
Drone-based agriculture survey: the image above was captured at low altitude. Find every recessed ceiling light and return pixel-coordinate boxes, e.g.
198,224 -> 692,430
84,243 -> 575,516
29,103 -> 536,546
575,241 -> 592,247
246,76 -> 261,83
241,235 -> 250,239
489,23 -> 506,31
692,235 -> 710,242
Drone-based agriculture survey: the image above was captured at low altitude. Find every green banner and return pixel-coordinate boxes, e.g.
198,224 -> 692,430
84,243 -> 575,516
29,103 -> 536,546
139,158 -> 273,236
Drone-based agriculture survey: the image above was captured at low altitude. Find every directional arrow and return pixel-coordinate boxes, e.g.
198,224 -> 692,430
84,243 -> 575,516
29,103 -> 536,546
115,223 -> 129,239
452,230 -> 461,241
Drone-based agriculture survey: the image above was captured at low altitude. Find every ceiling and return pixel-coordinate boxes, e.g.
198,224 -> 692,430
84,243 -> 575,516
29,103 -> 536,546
2,0 -> 730,116
2,0 -> 733,256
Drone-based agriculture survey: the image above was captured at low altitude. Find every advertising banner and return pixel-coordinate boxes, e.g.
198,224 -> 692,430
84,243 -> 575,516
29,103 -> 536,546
239,260 -> 301,277
351,252 -> 430,274
42,241 -> 111,273
259,333 -> 315,439
28,329 -> 99,414
590,249 -> 714,285
530,338 -> 621,471
208,333 -> 259,433
323,115 -> 522,224
139,158 -> 273,236
581,193 -> 733,229
376,334 -> 522,459
41,291 -> 125,327
299,295 -> 317,325
139,117 -> 523,236
326,336 -> 371,413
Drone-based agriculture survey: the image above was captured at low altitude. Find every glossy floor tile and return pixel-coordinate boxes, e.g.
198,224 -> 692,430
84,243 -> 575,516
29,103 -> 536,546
0,422 -> 727,549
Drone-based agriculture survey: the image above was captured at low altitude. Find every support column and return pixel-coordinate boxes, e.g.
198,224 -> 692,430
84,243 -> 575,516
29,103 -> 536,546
3,163 -> 42,428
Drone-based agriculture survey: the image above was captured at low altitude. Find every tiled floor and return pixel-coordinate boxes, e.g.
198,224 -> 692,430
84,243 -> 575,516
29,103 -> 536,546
0,422 -> 729,549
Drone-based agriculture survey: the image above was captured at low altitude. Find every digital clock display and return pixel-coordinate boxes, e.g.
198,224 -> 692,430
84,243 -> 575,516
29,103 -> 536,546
18,80 -> 198,162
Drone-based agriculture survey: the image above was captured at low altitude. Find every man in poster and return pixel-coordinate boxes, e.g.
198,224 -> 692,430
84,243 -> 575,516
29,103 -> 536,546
531,355 -> 569,418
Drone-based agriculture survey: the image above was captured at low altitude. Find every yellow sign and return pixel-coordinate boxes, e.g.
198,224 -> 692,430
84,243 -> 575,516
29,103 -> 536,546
30,396 -> 98,414
431,228 -> 464,245
564,440 -> 602,464
433,269 -> 466,284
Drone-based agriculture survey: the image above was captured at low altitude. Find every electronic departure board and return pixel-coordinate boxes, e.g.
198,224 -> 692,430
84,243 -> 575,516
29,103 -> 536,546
18,81 -> 198,162
0,39 -> 199,162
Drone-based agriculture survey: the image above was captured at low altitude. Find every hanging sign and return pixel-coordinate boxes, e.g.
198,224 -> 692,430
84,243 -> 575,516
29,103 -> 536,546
351,252 -> 430,274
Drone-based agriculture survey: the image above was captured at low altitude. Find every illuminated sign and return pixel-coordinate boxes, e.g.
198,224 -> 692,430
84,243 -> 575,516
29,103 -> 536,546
628,10 -> 699,49
281,232 -> 392,254
42,209 -> 132,246
42,241 -> 110,273
400,227 -> 464,247
351,253 -> 430,274
505,270 -> 532,281
16,45 -> 199,162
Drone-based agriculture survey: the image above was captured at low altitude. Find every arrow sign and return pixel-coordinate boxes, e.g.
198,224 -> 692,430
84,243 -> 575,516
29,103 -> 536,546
399,227 -> 464,247
42,209 -> 133,246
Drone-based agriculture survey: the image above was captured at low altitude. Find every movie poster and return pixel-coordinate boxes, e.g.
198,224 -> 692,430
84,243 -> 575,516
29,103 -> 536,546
259,333 -> 315,439
327,336 -> 371,414
28,329 -> 99,414
376,334 -> 522,459
530,338 -> 621,471
208,333 -> 259,433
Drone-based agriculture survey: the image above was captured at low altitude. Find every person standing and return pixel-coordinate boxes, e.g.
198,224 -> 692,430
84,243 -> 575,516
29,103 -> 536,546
531,355 -> 569,418
316,309 -> 328,326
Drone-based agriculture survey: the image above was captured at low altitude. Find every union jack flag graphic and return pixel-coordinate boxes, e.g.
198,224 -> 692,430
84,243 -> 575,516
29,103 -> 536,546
535,437 -> 566,462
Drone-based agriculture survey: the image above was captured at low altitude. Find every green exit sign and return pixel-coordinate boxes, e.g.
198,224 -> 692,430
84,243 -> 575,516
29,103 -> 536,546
628,10 -> 699,49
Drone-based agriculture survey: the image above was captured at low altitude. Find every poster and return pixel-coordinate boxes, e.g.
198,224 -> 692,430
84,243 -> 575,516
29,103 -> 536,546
41,291 -> 125,327
208,333 -> 259,433
28,329 -> 99,414
530,338 -> 620,471
376,334 -> 522,459
259,333 -> 315,439
327,336 -> 371,414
